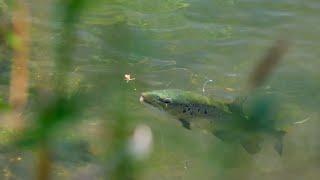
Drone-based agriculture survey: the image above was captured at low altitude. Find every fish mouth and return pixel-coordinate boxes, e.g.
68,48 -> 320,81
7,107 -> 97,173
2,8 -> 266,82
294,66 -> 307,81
140,93 -> 151,104
140,93 -> 161,108
139,95 -> 144,103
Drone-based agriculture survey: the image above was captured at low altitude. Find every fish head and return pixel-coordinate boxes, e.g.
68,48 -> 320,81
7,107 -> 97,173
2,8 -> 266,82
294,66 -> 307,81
140,89 -> 214,117
140,89 -> 180,111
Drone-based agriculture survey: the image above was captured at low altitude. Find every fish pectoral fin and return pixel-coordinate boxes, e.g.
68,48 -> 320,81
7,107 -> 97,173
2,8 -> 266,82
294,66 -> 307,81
240,137 -> 262,154
212,130 -> 234,141
179,119 -> 191,130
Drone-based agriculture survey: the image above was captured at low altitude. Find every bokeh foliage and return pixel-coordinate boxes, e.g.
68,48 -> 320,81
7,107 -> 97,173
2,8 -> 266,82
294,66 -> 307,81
0,0 -> 319,180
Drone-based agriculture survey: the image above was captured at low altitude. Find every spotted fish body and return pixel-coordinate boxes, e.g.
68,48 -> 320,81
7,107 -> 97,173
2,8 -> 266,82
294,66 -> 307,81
140,89 -> 285,155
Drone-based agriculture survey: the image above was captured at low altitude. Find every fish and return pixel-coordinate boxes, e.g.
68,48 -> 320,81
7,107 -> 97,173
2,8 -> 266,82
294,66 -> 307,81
140,89 -> 286,155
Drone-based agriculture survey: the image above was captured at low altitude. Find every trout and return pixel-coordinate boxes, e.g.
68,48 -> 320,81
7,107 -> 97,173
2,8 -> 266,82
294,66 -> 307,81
140,89 -> 285,155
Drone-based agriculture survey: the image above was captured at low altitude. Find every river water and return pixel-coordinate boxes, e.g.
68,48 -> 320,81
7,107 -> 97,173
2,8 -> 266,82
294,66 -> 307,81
3,0 -> 320,179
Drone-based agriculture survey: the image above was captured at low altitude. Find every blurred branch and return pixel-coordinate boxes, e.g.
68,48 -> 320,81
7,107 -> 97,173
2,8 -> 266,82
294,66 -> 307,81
248,39 -> 289,90
54,0 -> 87,92
9,0 -> 30,111
1,0 -> 30,130
37,141 -> 52,180
35,1 -> 88,180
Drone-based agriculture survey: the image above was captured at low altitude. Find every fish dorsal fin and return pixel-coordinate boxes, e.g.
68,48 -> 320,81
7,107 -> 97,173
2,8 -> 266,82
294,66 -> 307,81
228,96 -> 248,115
230,40 -> 289,114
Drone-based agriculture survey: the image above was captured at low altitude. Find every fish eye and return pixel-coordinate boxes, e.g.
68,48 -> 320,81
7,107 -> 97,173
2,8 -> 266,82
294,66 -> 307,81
159,97 -> 172,104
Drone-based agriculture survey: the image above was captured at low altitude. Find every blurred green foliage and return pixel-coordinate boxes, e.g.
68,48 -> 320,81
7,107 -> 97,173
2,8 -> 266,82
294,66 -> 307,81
0,0 -> 319,180
0,1 -> 11,85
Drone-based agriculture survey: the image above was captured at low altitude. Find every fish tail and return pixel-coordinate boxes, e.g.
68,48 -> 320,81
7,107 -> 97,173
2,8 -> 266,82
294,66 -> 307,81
240,135 -> 262,154
273,130 -> 286,155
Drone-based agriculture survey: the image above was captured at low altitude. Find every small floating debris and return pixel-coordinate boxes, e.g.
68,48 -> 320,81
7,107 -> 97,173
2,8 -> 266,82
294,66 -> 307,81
9,156 -> 22,163
226,73 -> 238,77
184,160 -> 190,170
224,87 -> 235,92
202,79 -> 213,94
124,74 -> 135,83
294,117 -> 310,124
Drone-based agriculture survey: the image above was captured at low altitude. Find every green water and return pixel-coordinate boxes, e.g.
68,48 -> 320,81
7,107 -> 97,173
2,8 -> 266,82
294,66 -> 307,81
1,0 -> 320,179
